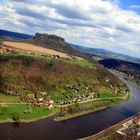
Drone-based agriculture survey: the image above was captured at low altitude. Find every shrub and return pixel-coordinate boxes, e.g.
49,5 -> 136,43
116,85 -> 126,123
12,112 -> 20,121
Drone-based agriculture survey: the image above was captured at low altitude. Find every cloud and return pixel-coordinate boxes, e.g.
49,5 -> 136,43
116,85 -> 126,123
0,0 -> 140,57
16,8 -> 46,19
8,0 -> 33,3
115,24 -> 135,33
129,5 -> 140,9
53,5 -> 90,20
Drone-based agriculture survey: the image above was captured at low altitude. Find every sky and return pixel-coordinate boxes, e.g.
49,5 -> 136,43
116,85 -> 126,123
0,0 -> 140,58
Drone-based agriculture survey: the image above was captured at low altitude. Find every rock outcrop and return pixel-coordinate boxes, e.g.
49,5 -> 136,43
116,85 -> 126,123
33,33 -> 65,42
32,33 -> 78,55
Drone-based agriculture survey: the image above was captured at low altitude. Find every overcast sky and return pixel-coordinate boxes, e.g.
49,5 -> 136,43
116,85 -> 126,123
0,0 -> 140,58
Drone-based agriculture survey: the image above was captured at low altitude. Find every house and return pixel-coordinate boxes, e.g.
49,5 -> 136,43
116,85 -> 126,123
39,92 -> 48,97
0,47 -> 7,53
117,127 -> 128,136
27,93 -> 35,99
70,56 -> 78,60
49,100 -> 54,104
34,102 -> 43,107
105,77 -> 110,82
53,55 -> 60,59
38,98 -> 43,103
47,99 -> 54,109
122,120 -> 133,127
112,87 -> 118,94
134,118 -> 140,126
48,104 -> 53,109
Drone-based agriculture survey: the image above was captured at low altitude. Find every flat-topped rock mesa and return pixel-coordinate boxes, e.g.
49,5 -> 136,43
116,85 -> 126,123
32,33 -> 79,55
33,33 -> 65,42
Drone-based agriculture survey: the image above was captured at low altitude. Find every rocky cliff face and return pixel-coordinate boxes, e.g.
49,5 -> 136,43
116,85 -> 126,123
32,33 -> 79,55
33,33 -> 65,42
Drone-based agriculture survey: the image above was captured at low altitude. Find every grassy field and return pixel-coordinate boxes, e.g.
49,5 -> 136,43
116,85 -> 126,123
99,92 -> 124,98
0,94 -> 21,103
0,103 -> 58,121
0,51 -> 94,68
63,59 -> 96,68
0,93 -> 58,122
2,40 -> 95,68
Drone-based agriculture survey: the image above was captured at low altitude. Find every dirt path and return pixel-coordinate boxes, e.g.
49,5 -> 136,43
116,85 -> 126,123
0,103 -> 30,105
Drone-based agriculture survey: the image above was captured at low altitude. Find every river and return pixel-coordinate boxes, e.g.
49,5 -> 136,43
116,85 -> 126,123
0,80 -> 140,140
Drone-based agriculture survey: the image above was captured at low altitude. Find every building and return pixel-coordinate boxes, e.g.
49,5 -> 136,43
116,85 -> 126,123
134,118 -> 140,126
53,55 -> 60,59
27,93 -> 35,100
48,104 -> 54,109
112,87 -> 118,94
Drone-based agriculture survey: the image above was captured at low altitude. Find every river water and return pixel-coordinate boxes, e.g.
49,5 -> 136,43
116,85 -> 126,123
0,80 -> 140,140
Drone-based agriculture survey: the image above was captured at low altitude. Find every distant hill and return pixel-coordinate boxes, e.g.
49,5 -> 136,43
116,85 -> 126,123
0,29 -> 33,40
99,59 -> 140,70
99,58 -> 140,82
70,44 -> 140,64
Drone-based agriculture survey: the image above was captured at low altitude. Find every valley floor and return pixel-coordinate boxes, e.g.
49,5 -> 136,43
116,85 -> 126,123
0,50 -> 129,122
0,92 -> 130,123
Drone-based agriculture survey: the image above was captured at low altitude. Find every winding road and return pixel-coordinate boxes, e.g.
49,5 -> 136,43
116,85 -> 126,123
0,78 -> 140,140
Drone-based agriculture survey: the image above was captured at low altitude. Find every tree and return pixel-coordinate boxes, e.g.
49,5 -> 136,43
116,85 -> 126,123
12,112 -> 20,121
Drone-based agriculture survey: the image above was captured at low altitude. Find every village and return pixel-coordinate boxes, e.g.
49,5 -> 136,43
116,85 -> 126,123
25,91 -> 97,109
57,92 -> 98,107
117,114 -> 140,138
24,75 -> 127,109
26,92 -> 55,110
3,79 -> 126,111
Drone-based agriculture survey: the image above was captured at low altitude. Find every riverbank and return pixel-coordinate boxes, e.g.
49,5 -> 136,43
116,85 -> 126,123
0,102 -> 59,123
0,111 -> 57,123
129,80 -> 140,89
54,106 -> 107,122
0,90 -> 130,123
0,96 -> 129,123
54,96 -> 129,121
82,112 -> 140,140
0,88 -> 130,123
0,110 -> 59,124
